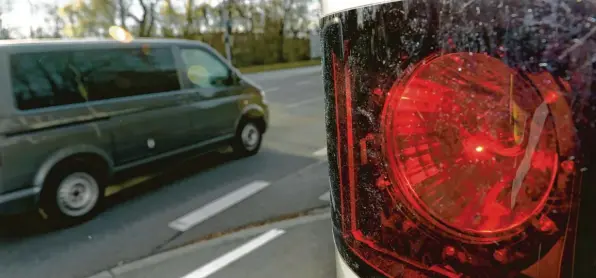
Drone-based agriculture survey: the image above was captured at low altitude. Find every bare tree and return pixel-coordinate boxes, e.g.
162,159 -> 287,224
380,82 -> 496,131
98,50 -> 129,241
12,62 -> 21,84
183,0 -> 194,37
278,0 -> 293,62
48,0 -> 316,67
274,0 -> 309,62
0,0 -> 13,39
118,0 -> 129,30
128,0 -> 161,37
43,3 -> 66,38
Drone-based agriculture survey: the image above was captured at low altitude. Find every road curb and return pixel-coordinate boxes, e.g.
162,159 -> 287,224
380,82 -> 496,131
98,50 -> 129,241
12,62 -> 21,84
86,207 -> 330,278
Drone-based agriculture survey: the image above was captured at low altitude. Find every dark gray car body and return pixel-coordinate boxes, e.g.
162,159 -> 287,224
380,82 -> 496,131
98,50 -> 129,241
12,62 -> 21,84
0,38 -> 268,214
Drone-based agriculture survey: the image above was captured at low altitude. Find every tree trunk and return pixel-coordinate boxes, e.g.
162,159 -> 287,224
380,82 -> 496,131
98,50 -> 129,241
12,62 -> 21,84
118,0 -> 127,30
146,2 -> 156,37
183,0 -> 194,38
139,0 -> 149,37
278,0 -> 293,62
277,21 -> 285,63
67,14 -> 79,37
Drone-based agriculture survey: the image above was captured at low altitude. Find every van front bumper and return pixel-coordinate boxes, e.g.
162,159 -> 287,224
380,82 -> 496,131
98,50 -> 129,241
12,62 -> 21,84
0,187 -> 40,215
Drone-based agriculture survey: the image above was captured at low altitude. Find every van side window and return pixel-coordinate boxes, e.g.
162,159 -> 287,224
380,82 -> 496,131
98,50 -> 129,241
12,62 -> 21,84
11,51 -> 85,110
82,47 -> 180,101
11,46 -> 180,110
180,48 -> 235,88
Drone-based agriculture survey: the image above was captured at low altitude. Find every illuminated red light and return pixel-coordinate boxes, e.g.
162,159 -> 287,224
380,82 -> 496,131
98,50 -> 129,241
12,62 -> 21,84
373,88 -> 383,96
493,249 -> 508,263
381,52 -> 559,235
444,246 -> 456,257
561,160 -> 575,173
545,91 -> 559,104
333,49 -> 577,277
537,215 -> 556,233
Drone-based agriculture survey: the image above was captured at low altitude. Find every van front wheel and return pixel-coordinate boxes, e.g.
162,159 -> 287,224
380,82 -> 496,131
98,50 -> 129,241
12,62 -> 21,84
232,120 -> 263,156
40,160 -> 106,227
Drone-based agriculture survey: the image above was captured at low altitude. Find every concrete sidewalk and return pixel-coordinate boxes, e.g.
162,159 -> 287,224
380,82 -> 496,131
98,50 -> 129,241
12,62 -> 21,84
88,208 -> 335,278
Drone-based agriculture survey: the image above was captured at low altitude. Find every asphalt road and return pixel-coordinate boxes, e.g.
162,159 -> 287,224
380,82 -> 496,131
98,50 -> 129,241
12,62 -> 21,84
0,66 -> 334,278
102,208 -> 335,278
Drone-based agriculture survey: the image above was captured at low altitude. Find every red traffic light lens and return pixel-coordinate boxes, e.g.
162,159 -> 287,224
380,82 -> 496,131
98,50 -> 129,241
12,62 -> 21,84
381,53 -> 559,237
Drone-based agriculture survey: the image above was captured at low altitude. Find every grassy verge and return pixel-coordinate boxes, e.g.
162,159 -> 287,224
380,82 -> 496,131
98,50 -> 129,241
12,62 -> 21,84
237,59 -> 321,74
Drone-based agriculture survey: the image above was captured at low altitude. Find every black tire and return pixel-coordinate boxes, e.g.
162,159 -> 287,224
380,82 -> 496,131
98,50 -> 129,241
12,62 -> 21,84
232,120 -> 264,157
39,159 -> 107,227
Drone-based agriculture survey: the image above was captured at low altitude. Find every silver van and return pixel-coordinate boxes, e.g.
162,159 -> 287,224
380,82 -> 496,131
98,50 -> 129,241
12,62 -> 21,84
0,38 -> 269,226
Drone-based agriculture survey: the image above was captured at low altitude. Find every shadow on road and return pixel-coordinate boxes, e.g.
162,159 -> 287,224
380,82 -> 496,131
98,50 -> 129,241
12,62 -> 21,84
0,146 -> 249,235
0,147 -> 318,242
0,148 -> 247,238
0,146 -> 322,278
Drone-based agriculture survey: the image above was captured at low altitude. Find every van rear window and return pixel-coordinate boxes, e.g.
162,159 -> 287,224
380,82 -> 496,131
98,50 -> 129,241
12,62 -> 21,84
10,46 -> 181,110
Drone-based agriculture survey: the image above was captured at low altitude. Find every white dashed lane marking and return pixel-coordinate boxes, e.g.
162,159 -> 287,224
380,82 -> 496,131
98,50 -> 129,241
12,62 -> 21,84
180,229 -> 286,278
285,96 -> 325,108
318,191 -> 330,202
313,147 -> 327,157
169,181 -> 271,232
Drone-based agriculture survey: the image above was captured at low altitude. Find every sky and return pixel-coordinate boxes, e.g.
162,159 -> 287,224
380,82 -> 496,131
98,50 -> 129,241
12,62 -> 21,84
1,0 -> 70,35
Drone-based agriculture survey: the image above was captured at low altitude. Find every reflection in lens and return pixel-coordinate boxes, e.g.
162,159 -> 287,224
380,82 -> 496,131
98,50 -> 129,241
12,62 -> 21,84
108,26 -> 133,43
187,65 -> 209,86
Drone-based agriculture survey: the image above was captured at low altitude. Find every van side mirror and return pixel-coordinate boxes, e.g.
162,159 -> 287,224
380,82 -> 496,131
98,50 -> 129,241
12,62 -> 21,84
226,69 -> 241,86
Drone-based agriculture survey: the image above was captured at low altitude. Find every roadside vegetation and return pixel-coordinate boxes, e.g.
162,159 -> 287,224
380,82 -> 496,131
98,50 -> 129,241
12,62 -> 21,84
238,59 -> 320,74
0,0 -> 320,69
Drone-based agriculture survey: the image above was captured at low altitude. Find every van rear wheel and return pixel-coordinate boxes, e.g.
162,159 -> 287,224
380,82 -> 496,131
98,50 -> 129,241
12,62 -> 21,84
232,120 -> 263,156
40,160 -> 106,227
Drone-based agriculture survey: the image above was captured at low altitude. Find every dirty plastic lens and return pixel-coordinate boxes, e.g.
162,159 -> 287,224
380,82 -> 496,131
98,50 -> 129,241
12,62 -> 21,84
382,53 -> 558,234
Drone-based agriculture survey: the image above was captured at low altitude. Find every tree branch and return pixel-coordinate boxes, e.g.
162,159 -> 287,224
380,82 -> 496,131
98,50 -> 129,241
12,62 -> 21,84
128,11 -> 142,23
138,0 -> 148,10
146,2 -> 156,36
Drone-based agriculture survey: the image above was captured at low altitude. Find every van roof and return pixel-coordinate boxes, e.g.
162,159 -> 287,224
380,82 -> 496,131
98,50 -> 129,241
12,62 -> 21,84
0,38 -> 209,51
